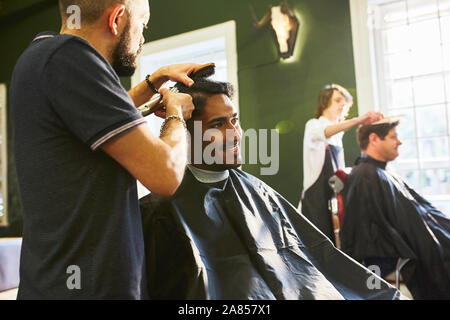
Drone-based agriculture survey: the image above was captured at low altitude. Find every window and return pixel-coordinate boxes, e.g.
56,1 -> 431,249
131,21 -> 238,198
0,84 -> 7,226
351,0 -> 450,212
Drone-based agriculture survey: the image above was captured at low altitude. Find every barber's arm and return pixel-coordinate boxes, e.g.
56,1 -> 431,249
128,63 -> 198,108
324,111 -> 384,139
101,89 -> 194,197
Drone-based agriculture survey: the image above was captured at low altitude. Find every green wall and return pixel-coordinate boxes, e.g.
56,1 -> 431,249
0,0 -> 360,236
0,0 -> 60,236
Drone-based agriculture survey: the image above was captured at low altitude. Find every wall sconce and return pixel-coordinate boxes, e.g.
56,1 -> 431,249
250,1 -> 300,59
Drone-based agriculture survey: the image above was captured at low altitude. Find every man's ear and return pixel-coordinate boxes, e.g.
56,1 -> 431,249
368,132 -> 379,146
108,5 -> 126,36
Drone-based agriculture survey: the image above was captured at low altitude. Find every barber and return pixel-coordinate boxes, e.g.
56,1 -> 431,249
300,84 -> 383,243
10,0 -> 199,299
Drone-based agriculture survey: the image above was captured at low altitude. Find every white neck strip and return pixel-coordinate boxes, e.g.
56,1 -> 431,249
187,165 -> 229,184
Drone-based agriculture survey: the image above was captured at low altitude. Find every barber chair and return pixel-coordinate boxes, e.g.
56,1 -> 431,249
328,169 -> 347,249
328,170 -> 410,290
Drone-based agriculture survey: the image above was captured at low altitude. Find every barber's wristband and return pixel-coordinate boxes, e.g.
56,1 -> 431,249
145,74 -> 159,94
160,115 -> 187,136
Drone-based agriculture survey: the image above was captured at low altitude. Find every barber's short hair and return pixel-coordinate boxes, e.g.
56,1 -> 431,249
357,121 -> 399,150
58,0 -> 131,24
175,75 -> 234,121
314,84 -> 353,119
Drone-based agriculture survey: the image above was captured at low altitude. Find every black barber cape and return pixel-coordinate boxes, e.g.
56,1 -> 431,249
302,145 -> 344,243
140,169 -> 401,300
341,155 -> 450,299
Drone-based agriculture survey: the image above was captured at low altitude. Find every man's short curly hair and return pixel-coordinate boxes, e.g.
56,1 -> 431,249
175,74 -> 234,120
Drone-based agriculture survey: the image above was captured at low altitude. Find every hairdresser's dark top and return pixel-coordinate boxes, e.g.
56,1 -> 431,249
10,32 -> 147,299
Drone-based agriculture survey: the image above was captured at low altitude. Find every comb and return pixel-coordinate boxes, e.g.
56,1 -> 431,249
372,115 -> 404,125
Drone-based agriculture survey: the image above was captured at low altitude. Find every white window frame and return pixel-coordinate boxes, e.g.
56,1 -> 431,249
350,0 -> 379,114
0,83 -> 8,227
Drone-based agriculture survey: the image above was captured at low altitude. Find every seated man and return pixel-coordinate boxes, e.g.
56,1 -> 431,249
340,119 -> 450,299
140,73 -> 402,300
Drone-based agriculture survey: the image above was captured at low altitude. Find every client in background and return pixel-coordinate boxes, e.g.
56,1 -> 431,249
341,119 -> 450,299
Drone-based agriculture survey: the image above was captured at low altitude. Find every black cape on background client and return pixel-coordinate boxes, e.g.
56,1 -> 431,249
141,168 -> 402,299
340,120 -> 450,299
341,155 -> 450,299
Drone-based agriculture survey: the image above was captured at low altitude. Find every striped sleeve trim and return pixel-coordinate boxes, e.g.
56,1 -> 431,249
90,118 -> 147,151
32,35 -> 55,42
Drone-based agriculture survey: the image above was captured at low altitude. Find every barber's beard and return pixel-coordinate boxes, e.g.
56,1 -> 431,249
111,24 -> 142,77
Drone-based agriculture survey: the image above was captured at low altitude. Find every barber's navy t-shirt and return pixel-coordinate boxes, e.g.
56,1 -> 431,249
10,32 -> 147,299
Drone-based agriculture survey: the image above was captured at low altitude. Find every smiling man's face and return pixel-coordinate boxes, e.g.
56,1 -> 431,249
189,94 -> 242,171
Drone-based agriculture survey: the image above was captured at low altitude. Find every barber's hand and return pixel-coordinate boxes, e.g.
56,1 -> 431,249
158,88 -> 194,120
359,111 -> 384,125
153,63 -> 203,88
